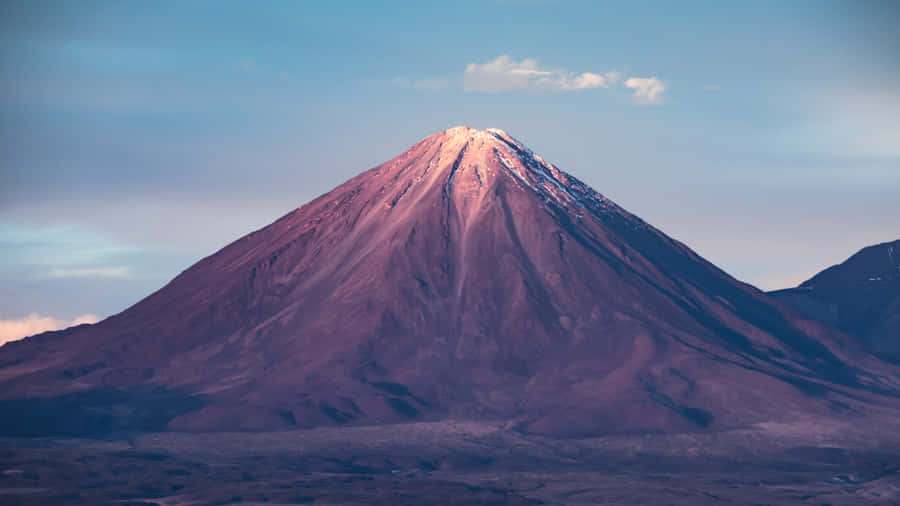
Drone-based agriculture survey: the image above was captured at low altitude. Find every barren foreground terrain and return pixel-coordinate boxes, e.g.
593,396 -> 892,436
3,419 -> 900,505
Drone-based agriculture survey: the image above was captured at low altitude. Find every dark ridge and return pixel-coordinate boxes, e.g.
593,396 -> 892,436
0,387 -> 205,437
769,238 -> 900,361
370,381 -> 413,397
62,361 -> 107,379
642,377 -> 716,428
386,397 -> 420,418
319,401 -> 356,424
278,408 -> 298,426
680,407 -> 715,427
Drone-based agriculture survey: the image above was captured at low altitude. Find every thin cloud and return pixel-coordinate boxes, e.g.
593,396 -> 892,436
625,77 -> 668,105
236,59 -> 256,73
392,76 -> 449,90
392,76 -> 412,87
463,55 -> 619,92
0,313 -> 99,345
703,84 -> 721,91
412,77 -> 449,90
46,266 -> 133,279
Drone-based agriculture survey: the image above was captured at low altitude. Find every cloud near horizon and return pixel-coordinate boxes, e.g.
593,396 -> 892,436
463,55 -> 620,92
392,76 -> 450,90
45,266 -> 133,279
0,313 -> 100,346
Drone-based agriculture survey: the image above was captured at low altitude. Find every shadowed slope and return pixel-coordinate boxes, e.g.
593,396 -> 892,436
771,239 -> 900,360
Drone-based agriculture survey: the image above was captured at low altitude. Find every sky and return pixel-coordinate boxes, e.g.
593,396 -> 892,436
1,0 -> 899,342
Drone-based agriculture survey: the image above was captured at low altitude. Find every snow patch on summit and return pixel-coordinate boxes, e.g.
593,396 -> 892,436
493,147 -> 538,193
484,128 -> 647,231
428,126 -> 646,231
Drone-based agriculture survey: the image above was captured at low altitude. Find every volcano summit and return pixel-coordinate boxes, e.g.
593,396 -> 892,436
1,126 -> 898,437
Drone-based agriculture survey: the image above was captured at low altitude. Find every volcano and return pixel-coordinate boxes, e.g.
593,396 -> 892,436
1,126 -> 898,437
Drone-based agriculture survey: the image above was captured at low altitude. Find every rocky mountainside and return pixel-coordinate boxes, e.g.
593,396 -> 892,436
770,239 -> 900,360
1,127 -> 898,437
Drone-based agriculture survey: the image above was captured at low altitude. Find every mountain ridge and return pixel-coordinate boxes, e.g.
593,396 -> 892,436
770,238 -> 900,360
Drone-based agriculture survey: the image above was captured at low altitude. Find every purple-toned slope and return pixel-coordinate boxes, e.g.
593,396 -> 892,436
771,239 -> 900,360
1,127 -> 899,437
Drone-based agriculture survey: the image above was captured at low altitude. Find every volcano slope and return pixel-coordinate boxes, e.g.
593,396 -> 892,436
1,126 -> 899,438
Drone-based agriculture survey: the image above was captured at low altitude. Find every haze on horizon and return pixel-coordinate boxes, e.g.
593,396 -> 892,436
1,0 -> 899,343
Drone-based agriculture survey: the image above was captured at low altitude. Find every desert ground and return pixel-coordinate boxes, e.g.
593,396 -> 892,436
3,419 -> 900,505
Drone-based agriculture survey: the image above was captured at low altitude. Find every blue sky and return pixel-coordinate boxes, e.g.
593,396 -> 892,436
1,1 -> 898,340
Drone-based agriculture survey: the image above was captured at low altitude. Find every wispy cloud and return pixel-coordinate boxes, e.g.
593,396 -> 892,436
396,56 -> 667,104
0,224 -> 139,267
463,55 -> 619,92
236,59 -> 256,73
46,266 -> 133,279
703,84 -> 721,91
0,313 -> 99,345
0,224 -> 142,281
625,77 -> 668,105
392,76 -> 449,90
412,77 -> 450,90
